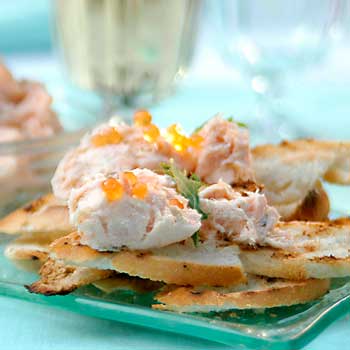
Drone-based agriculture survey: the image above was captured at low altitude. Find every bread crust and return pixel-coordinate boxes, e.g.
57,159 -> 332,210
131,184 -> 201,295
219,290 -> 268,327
110,249 -> 245,287
153,277 -> 330,312
253,139 -> 350,219
287,180 -> 330,221
239,218 -> 350,279
253,139 -> 350,186
26,258 -> 113,295
5,231 -> 65,262
241,248 -> 350,280
0,193 -> 72,234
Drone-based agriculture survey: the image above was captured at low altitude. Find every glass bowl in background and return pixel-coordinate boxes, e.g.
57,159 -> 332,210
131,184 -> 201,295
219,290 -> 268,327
0,129 -> 83,217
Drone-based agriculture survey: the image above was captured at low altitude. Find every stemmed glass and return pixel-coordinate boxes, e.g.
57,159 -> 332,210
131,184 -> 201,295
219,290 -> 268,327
210,0 -> 348,142
52,0 -> 202,126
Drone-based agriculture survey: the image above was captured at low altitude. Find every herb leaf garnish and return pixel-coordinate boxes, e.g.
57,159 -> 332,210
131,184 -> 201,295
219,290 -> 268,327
191,231 -> 200,247
227,116 -> 248,128
161,162 -> 207,246
194,116 -> 248,133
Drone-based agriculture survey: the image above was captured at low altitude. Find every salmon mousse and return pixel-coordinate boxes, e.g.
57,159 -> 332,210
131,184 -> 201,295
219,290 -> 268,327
0,63 -> 62,202
52,111 -> 254,201
68,167 -> 279,251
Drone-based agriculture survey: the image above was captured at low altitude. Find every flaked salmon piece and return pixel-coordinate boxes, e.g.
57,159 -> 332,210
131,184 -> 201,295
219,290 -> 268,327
194,116 -> 254,185
199,181 -> 279,246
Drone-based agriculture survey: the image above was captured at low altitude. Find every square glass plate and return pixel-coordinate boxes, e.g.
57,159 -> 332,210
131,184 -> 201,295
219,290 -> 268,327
0,235 -> 349,349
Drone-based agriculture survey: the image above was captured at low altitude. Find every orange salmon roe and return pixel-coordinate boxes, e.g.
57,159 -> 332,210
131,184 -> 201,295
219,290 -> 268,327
101,178 -> 124,202
143,123 -> 160,143
189,134 -> 204,149
132,183 -> 148,199
92,127 -> 122,147
123,171 -> 137,186
166,124 -> 191,152
169,198 -> 184,209
134,110 -> 152,126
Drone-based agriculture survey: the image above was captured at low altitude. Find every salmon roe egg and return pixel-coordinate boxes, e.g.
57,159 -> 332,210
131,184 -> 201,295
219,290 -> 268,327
92,127 -> 122,147
166,124 -> 191,152
189,134 -> 204,149
134,110 -> 152,126
123,171 -> 137,186
101,178 -> 124,202
132,183 -> 148,199
166,124 -> 181,142
169,198 -> 184,209
143,123 -> 160,143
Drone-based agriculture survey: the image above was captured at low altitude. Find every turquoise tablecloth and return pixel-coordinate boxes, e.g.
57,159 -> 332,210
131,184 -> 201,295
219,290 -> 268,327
0,297 -> 349,350
0,54 -> 349,349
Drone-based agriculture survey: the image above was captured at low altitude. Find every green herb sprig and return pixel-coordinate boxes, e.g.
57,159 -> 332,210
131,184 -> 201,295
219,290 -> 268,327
227,116 -> 248,128
161,162 -> 207,246
194,116 -> 248,133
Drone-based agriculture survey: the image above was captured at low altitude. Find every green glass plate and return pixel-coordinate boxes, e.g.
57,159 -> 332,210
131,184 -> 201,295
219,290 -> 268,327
0,233 -> 349,350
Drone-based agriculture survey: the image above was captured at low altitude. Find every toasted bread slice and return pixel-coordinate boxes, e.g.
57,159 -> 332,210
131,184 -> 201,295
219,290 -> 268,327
253,139 -> 350,219
28,256 -> 330,309
51,218 -> 350,285
241,248 -> 350,280
153,276 -> 330,312
5,231 -> 65,262
240,219 -> 350,280
27,257 -> 160,296
0,194 -> 72,235
26,258 -> 113,295
50,232 -> 247,287
288,180 -> 330,221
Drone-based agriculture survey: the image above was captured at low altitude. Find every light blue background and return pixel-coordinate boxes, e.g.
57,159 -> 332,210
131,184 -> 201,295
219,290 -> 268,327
1,1 -> 350,349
